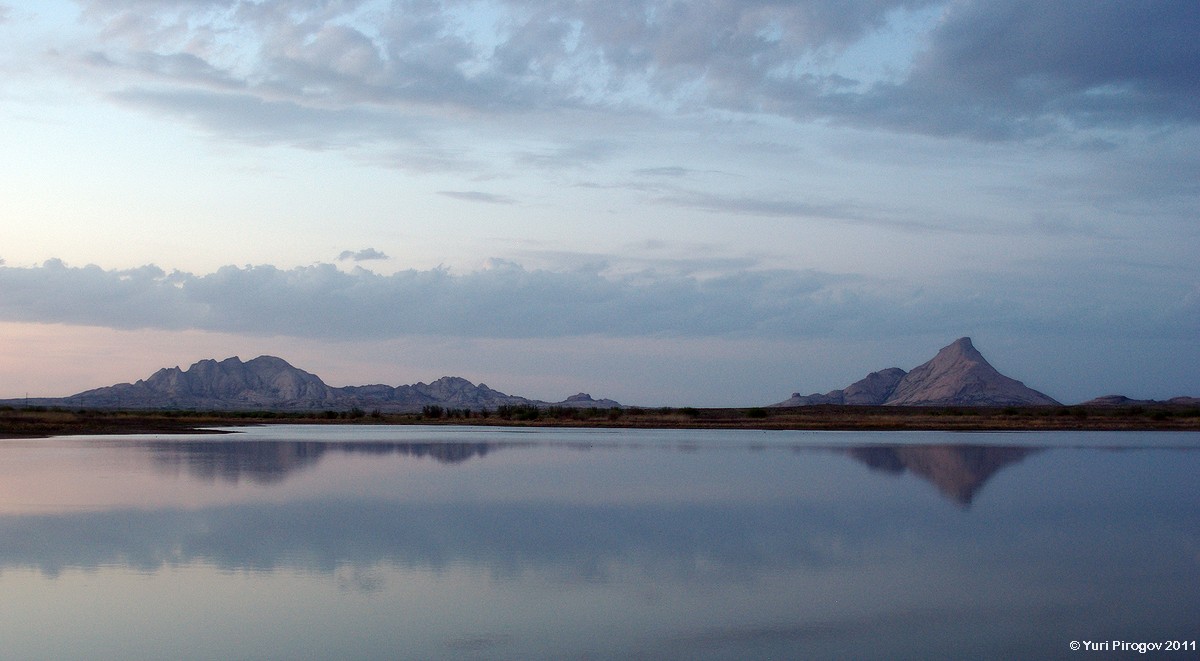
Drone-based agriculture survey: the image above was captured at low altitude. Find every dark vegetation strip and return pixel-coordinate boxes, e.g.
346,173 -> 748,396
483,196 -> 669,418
2,403 -> 1199,438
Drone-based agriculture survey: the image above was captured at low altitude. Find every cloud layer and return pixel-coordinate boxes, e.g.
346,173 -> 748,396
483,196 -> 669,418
70,0 -> 1200,150
1,258 -> 1194,342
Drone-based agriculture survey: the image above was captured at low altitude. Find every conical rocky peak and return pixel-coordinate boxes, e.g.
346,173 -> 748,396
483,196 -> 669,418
941,336 -> 983,360
885,337 -> 1058,406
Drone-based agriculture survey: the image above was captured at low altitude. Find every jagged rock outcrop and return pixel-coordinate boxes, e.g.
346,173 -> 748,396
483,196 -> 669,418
51,356 -> 621,412
771,337 -> 1059,407
67,356 -> 347,409
340,377 -> 520,412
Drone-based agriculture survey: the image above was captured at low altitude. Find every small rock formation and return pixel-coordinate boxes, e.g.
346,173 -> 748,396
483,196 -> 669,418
554,393 -> 623,409
772,337 -> 1059,407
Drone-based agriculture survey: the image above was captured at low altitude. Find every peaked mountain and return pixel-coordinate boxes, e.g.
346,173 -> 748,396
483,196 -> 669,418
886,337 -> 1059,406
50,356 -> 621,412
771,337 -> 1059,407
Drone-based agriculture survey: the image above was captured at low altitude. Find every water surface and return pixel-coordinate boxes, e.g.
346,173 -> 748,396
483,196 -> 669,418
0,426 -> 1196,659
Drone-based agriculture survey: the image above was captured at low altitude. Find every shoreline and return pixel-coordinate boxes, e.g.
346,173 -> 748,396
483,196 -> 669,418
3,404 -> 1199,438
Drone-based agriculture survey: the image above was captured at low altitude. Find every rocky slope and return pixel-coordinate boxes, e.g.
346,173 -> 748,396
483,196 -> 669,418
49,356 -> 621,412
772,337 -> 1060,407
772,368 -> 906,406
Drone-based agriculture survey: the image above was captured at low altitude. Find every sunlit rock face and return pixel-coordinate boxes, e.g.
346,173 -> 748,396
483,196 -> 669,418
885,337 -> 1058,407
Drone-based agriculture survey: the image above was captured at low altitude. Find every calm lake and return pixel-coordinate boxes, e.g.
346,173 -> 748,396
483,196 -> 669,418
1,425 -> 1197,660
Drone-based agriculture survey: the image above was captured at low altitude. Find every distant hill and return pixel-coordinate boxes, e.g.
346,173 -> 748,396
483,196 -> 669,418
772,337 -> 1060,407
18,356 -> 621,413
1079,395 -> 1200,407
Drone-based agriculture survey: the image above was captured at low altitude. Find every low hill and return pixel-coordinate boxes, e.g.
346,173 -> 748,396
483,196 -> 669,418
1079,395 -> 1200,407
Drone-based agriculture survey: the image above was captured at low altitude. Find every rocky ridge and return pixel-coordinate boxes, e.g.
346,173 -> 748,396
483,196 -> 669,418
772,337 -> 1060,407
48,356 -> 622,413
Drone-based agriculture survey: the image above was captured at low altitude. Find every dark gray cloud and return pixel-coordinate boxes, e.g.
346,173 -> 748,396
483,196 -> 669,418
70,0 -> 1198,146
0,258 -> 1193,342
833,0 -> 1200,139
337,248 -> 389,262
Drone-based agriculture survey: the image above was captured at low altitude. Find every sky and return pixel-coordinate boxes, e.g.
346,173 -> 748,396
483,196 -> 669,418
0,0 -> 1197,406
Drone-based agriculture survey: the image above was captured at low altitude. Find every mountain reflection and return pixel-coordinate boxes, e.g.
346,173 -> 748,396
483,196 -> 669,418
143,440 -> 511,483
1,437 -> 1195,590
844,445 -> 1039,506
140,439 -> 1038,505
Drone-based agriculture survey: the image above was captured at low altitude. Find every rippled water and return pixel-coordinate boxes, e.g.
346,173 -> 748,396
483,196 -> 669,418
0,426 -> 1197,660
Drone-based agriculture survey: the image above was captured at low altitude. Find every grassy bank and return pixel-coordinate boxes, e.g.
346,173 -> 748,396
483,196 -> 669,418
3,403 -> 1199,438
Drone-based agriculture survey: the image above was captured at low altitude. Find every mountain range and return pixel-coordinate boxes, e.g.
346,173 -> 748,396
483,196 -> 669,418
771,337 -> 1060,407
7,337 -> 1192,411
25,355 -> 620,413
